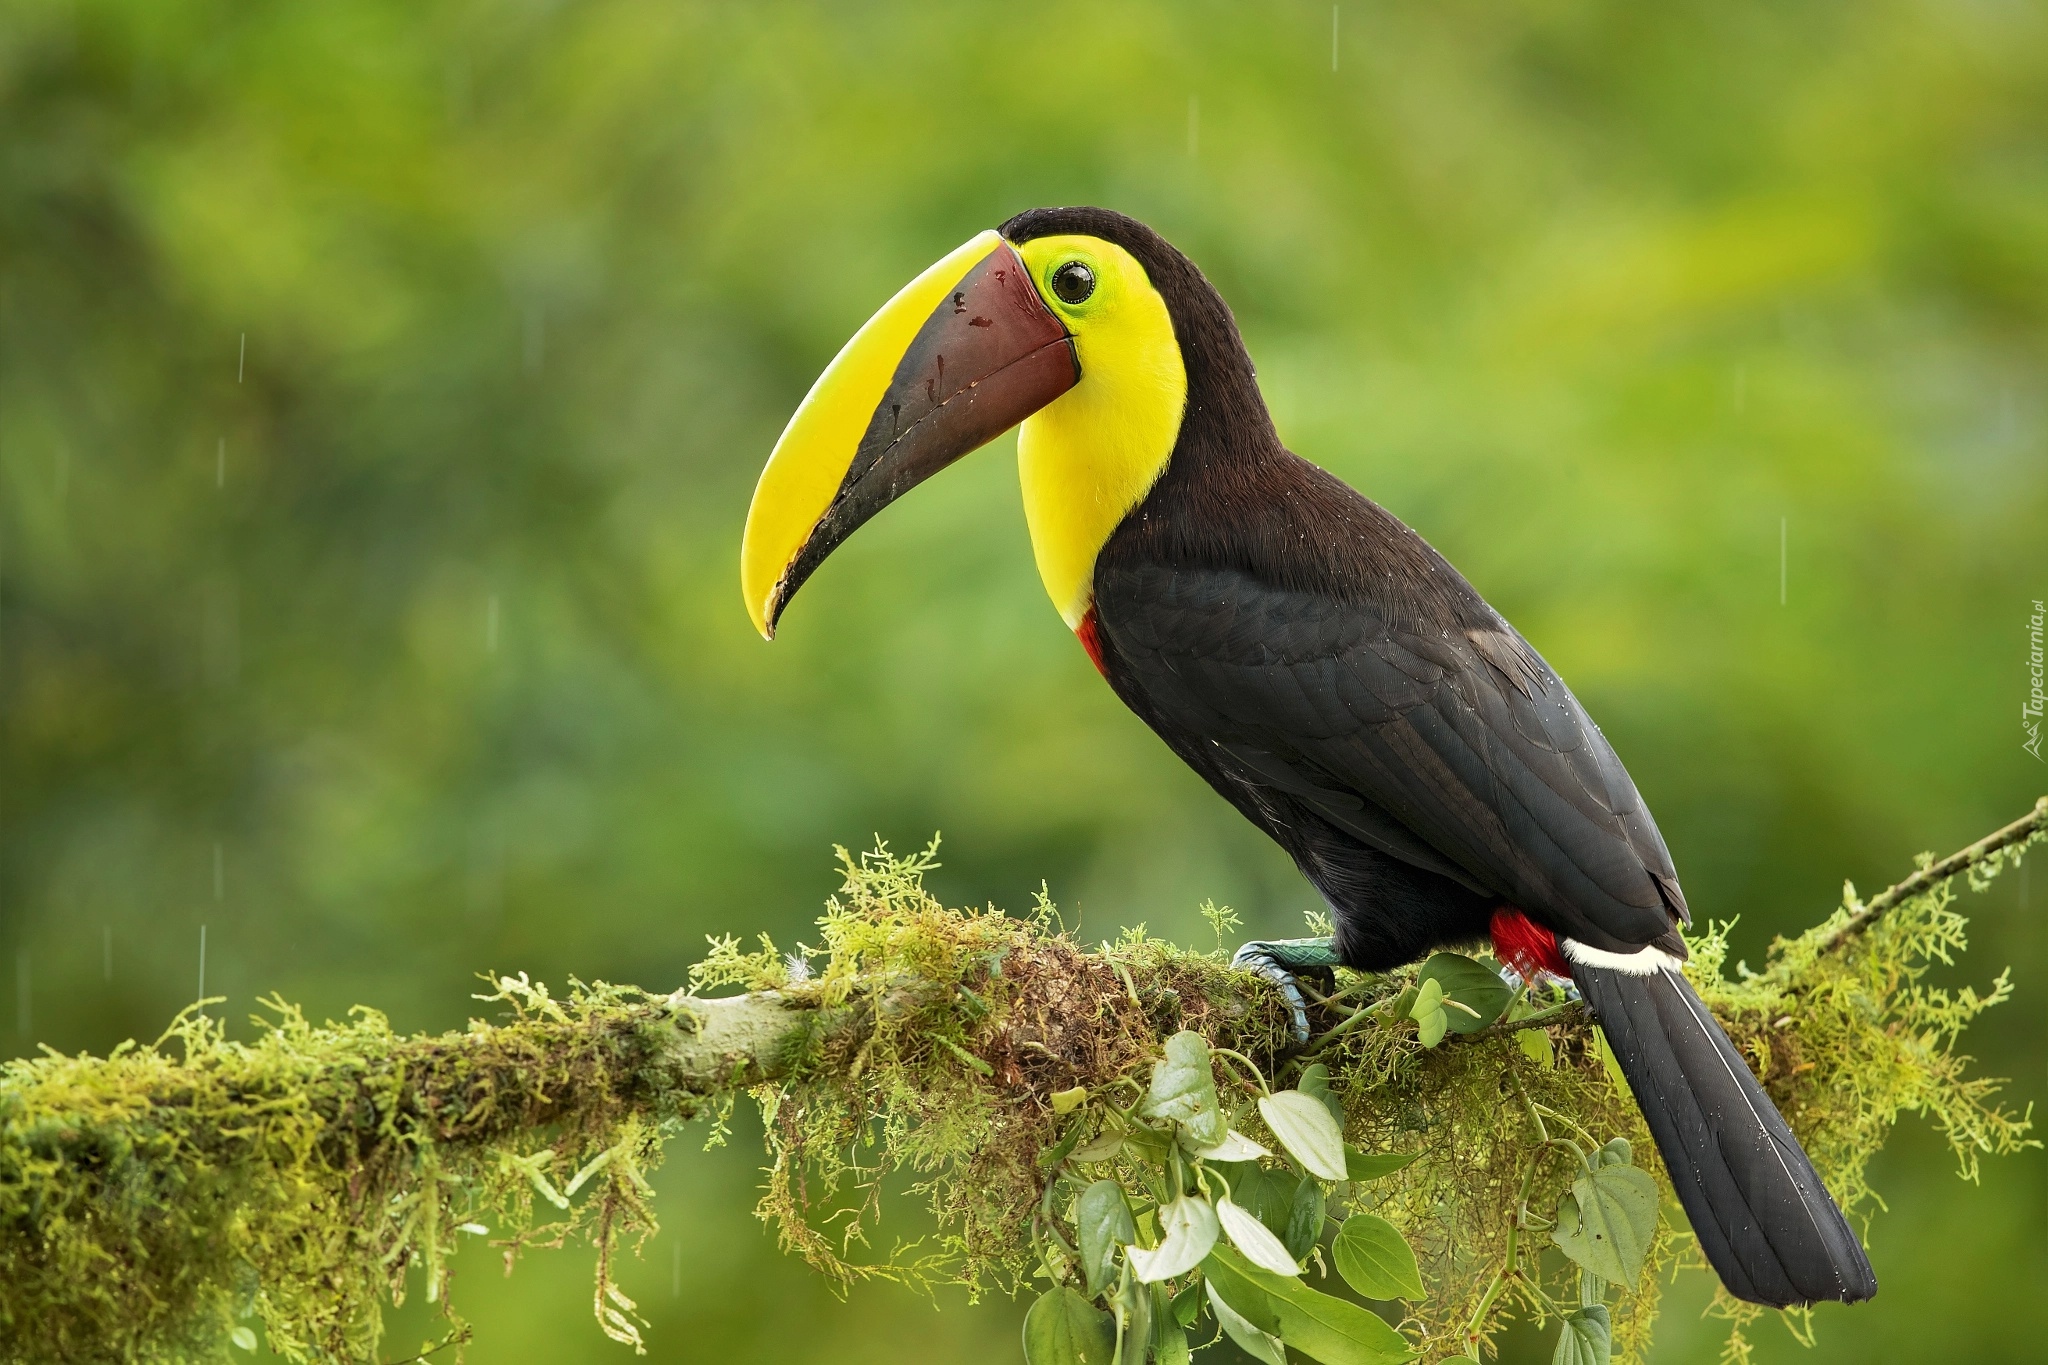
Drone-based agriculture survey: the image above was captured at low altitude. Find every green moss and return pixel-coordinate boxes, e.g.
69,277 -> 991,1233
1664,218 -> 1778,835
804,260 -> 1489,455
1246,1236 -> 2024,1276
0,824 -> 2036,1363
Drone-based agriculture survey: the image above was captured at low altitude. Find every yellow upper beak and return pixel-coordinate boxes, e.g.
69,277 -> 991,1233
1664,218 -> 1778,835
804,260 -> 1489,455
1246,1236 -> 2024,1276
740,230 -> 1078,638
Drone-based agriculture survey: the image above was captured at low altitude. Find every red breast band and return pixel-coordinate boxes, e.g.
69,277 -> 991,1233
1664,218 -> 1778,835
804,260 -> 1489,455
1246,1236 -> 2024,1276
1076,608 -> 1107,677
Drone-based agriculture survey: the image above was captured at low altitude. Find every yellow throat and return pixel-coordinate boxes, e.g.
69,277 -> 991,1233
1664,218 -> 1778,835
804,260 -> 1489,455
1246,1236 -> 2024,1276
1014,235 -> 1188,628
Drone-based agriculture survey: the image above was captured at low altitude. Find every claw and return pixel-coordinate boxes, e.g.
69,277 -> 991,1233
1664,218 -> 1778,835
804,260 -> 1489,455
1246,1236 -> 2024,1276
1220,941 -> 1318,1047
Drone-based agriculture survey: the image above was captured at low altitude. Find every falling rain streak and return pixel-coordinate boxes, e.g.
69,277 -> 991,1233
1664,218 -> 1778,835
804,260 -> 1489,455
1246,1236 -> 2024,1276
1779,518 -> 1788,607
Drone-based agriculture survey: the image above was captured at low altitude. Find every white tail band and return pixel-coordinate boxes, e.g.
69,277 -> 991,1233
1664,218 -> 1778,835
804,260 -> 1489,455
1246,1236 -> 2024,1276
1560,938 -> 1685,977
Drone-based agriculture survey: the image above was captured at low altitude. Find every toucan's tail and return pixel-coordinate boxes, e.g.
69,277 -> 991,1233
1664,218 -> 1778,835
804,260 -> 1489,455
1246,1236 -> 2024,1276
1572,959 -> 1877,1307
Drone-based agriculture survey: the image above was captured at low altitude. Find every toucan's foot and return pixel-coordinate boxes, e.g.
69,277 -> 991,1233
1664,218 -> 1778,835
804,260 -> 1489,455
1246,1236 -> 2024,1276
1231,938 -> 1341,1043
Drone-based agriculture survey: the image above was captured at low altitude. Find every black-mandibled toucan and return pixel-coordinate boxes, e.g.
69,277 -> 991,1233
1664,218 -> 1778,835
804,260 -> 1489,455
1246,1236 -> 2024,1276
738,207 -> 1876,1309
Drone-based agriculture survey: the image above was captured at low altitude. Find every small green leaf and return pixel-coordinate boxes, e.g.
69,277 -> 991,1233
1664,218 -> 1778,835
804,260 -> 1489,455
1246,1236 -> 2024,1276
1297,1061 -> 1347,1127
1129,1195 -> 1219,1283
1151,1283 -> 1192,1365
1333,1213 -> 1425,1301
1409,977 -> 1444,1018
1114,1269 -> 1153,1365
1417,953 -> 1513,1032
1551,1305 -> 1612,1365
1205,1247 -> 1416,1364
1590,1026 -> 1627,1090
1283,1177 -> 1327,1261
1040,1116 -> 1086,1170
1344,1147 -> 1420,1183
1415,1006 -> 1448,1048
1218,1196 -> 1301,1275
1259,1090 -> 1348,1181
1152,1316 -> 1191,1365
1595,1137 -> 1632,1168
1078,1180 -> 1137,1297
1212,1160 -> 1299,1239
1516,1028 -> 1554,1068
1070,1127 -> 1126,1163
1188,1128 -> 1269,1162
1206,1279 -> 1288,1365
1170,1279 -> 1204,1328
229,1327 -> 258,1352
1052,1085 -> 1088,1115
1143,1031 -> 1226,1148
1552,1165 -> 1660,1285
1024,1287 -> 1116,1365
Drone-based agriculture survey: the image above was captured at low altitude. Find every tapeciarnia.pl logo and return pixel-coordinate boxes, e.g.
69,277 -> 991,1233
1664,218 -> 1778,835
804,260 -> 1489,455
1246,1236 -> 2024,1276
2027,598 -> 2045,762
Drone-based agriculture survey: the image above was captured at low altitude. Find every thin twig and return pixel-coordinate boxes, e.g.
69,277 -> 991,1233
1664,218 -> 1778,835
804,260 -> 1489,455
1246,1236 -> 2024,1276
1472,998 -> 1585,1040
1819,795 -> 2046,952
382,1326 -> 473,1365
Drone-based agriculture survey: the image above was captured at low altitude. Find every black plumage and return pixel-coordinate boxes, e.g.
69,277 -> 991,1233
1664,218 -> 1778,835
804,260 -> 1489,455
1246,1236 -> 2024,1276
999,206 -> 1876,1308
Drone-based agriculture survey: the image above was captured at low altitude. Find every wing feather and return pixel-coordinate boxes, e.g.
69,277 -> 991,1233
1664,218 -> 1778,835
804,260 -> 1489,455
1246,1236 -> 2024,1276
1097,561 -> 1684,950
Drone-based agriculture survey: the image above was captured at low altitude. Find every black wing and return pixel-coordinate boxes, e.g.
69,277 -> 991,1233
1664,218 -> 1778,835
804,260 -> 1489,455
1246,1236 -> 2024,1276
1094,558 -> 1686,954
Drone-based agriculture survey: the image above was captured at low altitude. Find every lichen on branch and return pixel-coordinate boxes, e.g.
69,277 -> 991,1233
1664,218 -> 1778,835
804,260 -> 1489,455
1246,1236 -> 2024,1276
1,805 -> 2041,1365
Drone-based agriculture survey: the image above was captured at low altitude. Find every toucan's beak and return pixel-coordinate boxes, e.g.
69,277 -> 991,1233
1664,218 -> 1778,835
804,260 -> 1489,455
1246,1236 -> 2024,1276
741,230 -> 1078,638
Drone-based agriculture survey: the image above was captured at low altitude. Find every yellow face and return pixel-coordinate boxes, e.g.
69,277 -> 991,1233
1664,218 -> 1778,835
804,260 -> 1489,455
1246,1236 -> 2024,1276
737,224 -> 1187,640
1014,236 -> 1188,627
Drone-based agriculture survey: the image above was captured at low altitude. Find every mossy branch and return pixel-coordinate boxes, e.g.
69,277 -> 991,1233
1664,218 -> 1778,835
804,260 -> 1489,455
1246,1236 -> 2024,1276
1818,795 -> 2048,950
3,810 -> 2042,1365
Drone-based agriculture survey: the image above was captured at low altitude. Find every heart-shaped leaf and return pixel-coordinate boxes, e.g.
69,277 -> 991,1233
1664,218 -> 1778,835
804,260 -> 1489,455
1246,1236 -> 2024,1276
1297,1061 -> 1347,1127
1070,1129 -> 1126,1163
1344,1147 -> 1419,1183
1218,1196 -> 1300,1275
1333,1213 -> 1425,1301
1205,1279 -> 1288,1365
1259,1090 -> 1348,1181
1023,1287 -> 1116,1365
1150,1283 -> 1192,1365
1211,1161 -> 1299,1238
1551,1305 -> 1612,1365
1128,1195 -> 1219,1283
1189,1129 -> 1270,1162
1283,1176 -> 1327,1260
1408,977 -> 1448,1047
1205,1247 -> 1417,1364
1142,1031 -> 1225,1148
1552,1164 -> 1659,1285
1078,1180 -> 1137,1297
1113,1268 -> 1152,1365
1416,1006 -> 1448,1048
1417,953 -> 1513,1032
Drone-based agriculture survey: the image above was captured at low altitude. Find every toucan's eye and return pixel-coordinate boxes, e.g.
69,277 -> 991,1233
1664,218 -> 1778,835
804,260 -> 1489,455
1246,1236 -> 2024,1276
1050,260 -> 1096,305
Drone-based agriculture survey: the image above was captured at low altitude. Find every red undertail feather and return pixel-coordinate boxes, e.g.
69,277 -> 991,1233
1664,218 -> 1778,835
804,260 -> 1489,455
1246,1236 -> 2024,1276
1075,608 -> 1107,677
1490,906 -> 1569,980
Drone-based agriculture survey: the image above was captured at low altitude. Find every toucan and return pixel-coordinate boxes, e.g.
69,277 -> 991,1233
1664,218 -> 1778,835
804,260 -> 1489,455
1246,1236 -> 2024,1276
738,206 -> 1877,1309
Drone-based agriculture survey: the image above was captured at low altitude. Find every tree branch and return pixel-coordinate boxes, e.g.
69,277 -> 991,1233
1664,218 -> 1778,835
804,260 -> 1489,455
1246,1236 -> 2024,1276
1,808 -> 2039,1364
1818,794 -> 2046,951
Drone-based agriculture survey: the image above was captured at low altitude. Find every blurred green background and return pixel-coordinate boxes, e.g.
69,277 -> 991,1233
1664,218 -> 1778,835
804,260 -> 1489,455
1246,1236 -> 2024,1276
2,0 -> 2043,1360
